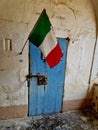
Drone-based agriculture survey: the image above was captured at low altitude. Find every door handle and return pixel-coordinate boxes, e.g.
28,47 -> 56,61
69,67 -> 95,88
26,73 -> 47,85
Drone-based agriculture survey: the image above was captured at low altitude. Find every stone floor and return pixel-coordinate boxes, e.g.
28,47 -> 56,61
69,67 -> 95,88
0,109 -> 98,130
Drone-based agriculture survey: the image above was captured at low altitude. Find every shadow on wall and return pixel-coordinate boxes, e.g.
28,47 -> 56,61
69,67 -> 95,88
89,0 -> 98,112
92,0 -> 98,31
89,0 -> 98,94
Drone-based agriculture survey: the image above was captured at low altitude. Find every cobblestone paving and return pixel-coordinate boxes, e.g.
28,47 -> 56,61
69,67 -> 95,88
0,109 -> 98,130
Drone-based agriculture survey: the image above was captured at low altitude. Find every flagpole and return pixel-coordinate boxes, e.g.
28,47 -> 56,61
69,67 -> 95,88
19,9 -> 46,55
19,38 -> 28,55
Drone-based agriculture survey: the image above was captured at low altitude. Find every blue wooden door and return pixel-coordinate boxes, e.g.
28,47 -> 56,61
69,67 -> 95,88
29,38 -> 68,116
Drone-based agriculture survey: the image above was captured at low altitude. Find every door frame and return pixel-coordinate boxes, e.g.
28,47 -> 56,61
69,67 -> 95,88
28,37 -> 69,116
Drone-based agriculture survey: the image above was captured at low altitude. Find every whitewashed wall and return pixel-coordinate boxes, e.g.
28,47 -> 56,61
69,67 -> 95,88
0,0 -> 96,108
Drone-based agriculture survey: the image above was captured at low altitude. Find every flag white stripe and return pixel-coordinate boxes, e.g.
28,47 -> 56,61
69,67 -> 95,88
39,28 -> 57,57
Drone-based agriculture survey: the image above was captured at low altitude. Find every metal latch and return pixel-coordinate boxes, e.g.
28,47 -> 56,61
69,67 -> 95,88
26,73 -> 47,85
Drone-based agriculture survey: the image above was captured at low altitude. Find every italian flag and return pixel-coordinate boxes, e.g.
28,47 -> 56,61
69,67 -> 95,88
28,9 -> 63,68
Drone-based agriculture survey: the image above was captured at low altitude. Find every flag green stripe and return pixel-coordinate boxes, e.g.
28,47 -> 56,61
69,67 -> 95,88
29,10 -> 51,47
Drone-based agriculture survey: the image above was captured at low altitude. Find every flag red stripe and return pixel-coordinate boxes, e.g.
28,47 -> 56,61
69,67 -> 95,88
46,43 -> 63,68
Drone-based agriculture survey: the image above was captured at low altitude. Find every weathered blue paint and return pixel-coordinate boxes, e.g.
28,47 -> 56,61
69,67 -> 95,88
29,38 -> 68,116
